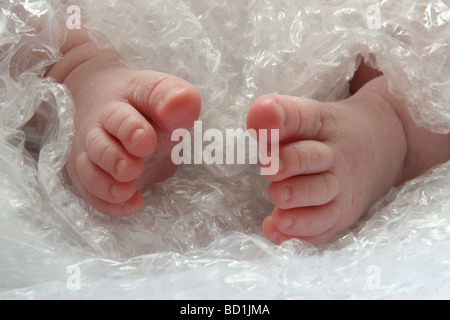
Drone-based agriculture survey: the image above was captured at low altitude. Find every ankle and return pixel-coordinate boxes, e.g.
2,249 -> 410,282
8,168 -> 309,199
366,77 -> 450,183
350,77 -> 409,188
45,29 -> 120,84
350,60 -> 384,94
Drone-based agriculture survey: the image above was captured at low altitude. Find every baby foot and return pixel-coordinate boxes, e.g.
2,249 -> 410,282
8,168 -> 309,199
63,58 -> 201,217
248,76 -> 409,246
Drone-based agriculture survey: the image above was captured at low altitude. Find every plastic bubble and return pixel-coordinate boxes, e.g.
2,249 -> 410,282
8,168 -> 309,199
0,0 -> 449,299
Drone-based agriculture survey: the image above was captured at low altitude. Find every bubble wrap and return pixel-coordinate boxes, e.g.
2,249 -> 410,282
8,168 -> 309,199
0,0 -> 449,299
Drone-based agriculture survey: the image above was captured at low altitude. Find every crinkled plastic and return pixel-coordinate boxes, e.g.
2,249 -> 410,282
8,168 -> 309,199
0,0 -> 449,299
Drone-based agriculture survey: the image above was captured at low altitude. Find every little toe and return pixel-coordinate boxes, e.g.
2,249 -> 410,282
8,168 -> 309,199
268,140 -> 336,182
126,71 -> 202,132
85,126 -> 145,183
262,216 -> 287,246
268,173 -> 339,209
248,94 -> 331,144
271,201 -> 342,238
101,101 -> 158,158
79,187 -> 145,217
76,152 -> 138,204
262,216 -> 340,247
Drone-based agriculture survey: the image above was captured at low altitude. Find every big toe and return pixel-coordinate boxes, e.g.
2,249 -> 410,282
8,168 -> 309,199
248,94 -> 330,144
126,71 -> 202,132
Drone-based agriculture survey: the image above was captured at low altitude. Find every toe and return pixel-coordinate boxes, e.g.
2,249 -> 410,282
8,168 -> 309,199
85,126 -> 145,183
80,188 -> 145,217
76,152 -> 138,204
126,71 -> 202,132
247,95 -> 286,135
262,216 -> 286,245
271,201 -> 342,238
262,215 -> 340,247
248,94 -> 331,144
101,102 -> 158,158
267,140 -> 336,182
268,173 -> 339,209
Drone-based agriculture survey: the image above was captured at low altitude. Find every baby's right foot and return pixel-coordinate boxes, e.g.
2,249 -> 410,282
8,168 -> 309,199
47,30 -> 201,216
248,75 -> 450,246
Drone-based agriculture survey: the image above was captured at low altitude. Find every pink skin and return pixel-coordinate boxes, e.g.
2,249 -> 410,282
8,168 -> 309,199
248,65 -> 450,246
47,29 -> 201,216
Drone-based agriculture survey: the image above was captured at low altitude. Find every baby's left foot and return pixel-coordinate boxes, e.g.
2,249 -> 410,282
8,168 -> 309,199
248,76 -> 449,246
47,30 -> 201,216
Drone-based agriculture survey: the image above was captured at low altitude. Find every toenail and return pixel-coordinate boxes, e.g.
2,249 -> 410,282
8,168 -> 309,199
276,103 -> 286,127
122,203 -> 135,216
162,87 -> 184,105
110,184 -> 120,198
131,129 -> 145,144
282,185 -> 292,202
269,232 -> 281,244
282,216 -> 295,230
116,159 -> 126,174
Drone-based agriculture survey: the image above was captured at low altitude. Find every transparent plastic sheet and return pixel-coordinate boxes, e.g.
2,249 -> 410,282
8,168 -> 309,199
0,0 -> 449,299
